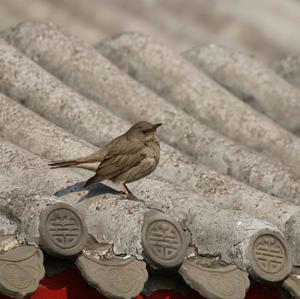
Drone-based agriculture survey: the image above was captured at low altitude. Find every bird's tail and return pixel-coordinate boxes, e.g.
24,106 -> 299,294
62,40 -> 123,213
48,151 -> 104,169
48,159 -> 80,168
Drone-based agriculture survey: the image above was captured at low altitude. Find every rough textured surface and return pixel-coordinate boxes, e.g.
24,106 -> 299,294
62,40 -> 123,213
0,94 -> 298,218
0,38 -> 125,148
0,0 -> 105,44
0,140 -> 284,275
0,93 -> 299,269
3,23 -> 300,201
1,93 -> 300,278
0,93 -> 94,161
0,146 -> 153,297
0,219 -> 17,242
102,0 -> 300,63
3,89 -> 300,241
0,180 -> 57,247
0,9 -> 300,296
0,141 -> 147,259
0,138 -> 93,198
97,31 -> 300,175
129,176 -> 298,267
0,171 -> 88,260
1,0 -> 300,63
0,25 -> 299,270
184,44 -> 300,134
273,55 -> 300,89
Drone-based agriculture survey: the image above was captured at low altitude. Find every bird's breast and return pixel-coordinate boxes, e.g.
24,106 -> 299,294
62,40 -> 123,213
144,142 -> 160,163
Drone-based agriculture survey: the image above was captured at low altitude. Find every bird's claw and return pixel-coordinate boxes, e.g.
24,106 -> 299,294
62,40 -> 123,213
120,192 -> 144,202
126,193 -> 138,201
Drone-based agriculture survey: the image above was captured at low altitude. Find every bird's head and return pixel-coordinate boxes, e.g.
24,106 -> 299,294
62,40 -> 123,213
126,121 -> 162,142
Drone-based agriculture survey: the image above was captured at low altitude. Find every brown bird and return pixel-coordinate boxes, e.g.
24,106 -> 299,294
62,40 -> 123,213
49,121 -> 162,197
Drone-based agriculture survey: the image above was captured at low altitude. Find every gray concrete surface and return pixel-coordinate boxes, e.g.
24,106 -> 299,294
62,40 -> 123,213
1,1 -> 300,297
273,55 -> 300,89
0,0 -> 104,43
0,140 -> 147,258
102,0 -> 300,63
97,31 -> 300,175
0,177 -> 58,247
184,44 -> 300,134
1,0 -> 300,63
2,89 -> 300,223
0,139 -> 288,279
3,23 -> 300,201
1,108 -> 299,270
0,149 -> 149,298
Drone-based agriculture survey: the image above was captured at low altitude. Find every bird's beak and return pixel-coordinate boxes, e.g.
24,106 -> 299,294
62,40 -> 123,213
152,123 -> 162,130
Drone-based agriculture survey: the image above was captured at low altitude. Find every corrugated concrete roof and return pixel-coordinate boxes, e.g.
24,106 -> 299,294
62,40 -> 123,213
0,1 -> 300,298
1,0 -> 300,61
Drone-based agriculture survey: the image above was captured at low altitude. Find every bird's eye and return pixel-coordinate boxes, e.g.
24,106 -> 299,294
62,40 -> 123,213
142,129 -> 148,134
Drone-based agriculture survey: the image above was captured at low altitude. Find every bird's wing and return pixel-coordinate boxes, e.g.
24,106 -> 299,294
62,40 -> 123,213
92,137 -> 146,182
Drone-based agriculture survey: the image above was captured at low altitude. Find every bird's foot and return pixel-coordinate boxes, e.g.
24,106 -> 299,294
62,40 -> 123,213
120,192 -> 144,202
119,184 -> 144,202
126,193 -> 138,201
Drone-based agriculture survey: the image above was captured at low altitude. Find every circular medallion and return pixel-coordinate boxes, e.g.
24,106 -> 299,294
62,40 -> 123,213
46,208 -> 82,249
248,230 -> 292,283
142,211 -> 187,269
39,203 -> 88,257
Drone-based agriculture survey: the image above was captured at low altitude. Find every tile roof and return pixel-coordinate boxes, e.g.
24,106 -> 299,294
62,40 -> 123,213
0,1 -> 300,298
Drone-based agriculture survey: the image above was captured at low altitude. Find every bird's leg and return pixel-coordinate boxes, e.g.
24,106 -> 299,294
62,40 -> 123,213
123,183 -> 132,195
122,183 -> 139,201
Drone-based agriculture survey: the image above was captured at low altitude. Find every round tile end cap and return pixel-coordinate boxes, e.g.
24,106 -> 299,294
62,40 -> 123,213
142,210 -> 188,270
39,202 -> 88,257
247,229 -> 292,283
